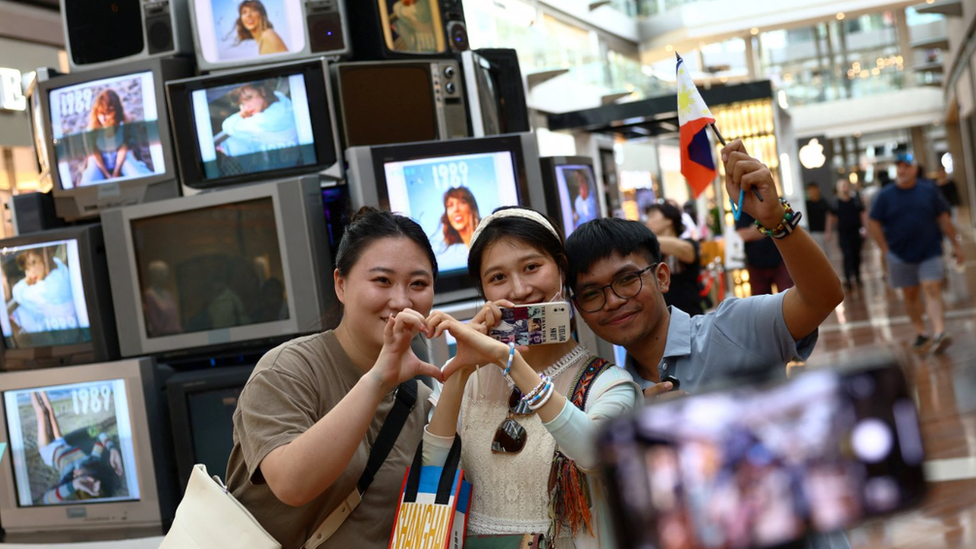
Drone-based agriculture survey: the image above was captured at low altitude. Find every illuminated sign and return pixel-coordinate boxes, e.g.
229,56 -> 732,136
0,68 -> 26,112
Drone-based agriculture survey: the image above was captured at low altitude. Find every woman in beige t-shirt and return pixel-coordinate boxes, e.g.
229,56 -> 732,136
224,207 -> 444,549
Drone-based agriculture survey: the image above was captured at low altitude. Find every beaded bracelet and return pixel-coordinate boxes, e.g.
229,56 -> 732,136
522,374 -> 550,403
527,380 -> 553,406
528,382 -> 555,411
754,198 -> 803,239
502,342 -> 516,378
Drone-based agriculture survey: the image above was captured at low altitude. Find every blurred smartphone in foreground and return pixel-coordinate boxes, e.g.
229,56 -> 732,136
489,301 -> 571,346
599,353 -> 926,549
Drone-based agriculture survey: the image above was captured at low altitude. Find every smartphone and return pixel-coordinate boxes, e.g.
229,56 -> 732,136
488,301 -> 572,346
598,353 -> 926,549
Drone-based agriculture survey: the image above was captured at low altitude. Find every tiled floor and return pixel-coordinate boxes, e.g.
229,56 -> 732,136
807,222 -> 976,549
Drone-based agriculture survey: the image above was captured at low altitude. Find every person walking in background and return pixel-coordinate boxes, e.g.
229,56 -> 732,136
735,210 -> 793,296
868,153 -> 963,354
804,182 -> 830,253
832,179 -> 867,290
645,202 -> 705,315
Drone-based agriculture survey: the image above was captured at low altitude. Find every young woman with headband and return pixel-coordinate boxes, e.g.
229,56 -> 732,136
425,206 -> 641,548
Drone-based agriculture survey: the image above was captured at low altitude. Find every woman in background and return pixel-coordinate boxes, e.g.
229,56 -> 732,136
644,202 -> 705,316
231,0 -> 288,55
79,89 -> 151,185
831,178 -> 867,289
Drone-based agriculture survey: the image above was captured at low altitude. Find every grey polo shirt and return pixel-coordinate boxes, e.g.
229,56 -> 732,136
623,292 -> 818,394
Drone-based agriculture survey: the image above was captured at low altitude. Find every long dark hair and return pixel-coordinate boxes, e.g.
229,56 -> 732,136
644,202 -> 685,236
231,0 -> 273,44
440,186 -> 480,247
467,207 -> 568,299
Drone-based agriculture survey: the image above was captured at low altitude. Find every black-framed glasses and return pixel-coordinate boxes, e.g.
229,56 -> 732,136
571,264 -> 657,313
491,387 -> 534,454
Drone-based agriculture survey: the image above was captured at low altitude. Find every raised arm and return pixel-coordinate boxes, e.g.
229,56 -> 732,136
721,139 -> 843,340
260,310 -> 442,507
657,235 -> 697,264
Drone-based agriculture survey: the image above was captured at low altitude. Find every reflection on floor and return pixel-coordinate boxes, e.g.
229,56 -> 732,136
807,226 -> 976,549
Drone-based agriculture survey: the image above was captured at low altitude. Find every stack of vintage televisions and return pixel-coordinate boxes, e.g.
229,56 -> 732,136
0,0 -> 610,543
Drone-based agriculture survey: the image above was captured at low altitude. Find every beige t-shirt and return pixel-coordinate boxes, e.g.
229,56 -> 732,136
225,330 -> 433,549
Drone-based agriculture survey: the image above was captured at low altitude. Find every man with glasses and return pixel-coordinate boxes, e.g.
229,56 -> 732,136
565,140 -> 844,399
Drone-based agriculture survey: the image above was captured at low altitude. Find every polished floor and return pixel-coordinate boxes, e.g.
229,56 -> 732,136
805,217 -> 976,549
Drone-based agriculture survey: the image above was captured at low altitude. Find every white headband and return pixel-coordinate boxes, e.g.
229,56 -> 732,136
469,208 -> 560,249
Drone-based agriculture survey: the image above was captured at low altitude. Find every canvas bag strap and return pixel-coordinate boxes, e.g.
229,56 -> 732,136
303,378 -> 419,549
569,356 -> 611,410
403,437 -> 463,505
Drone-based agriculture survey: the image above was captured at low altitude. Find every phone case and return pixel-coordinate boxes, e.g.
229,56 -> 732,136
488,301 -> 571,346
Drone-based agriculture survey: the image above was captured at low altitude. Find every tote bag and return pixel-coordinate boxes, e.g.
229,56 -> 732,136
390,438 -> 472,549
159,463 -> 280,549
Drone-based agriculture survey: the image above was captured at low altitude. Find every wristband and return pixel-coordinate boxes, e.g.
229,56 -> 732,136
503,342 -> 516,378
754,198 -> 802,239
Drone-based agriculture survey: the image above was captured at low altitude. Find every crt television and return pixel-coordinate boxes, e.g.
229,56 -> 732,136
101,176 -> 335,359
539,156 -> 603,240
60,0 -> 193,71
346,133 -> 546,304
167,58 -> 342,191
25,68 -> 59,189
461,49 -> 530,137
345,0 -> 468,60
0,224 -> 119,372
188,0 -> 350,72
333,60 -> 468,148
166,364 -> 254,490
0,358 -> 175,541
36,57 -> 195,222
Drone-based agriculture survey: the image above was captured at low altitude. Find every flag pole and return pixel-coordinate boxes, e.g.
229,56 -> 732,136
708,123 -> 763,202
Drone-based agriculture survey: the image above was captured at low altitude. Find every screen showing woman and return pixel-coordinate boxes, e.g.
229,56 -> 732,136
190,74 -> 317,181
383,151 -> 520,275
0,240 -> 92,350
3,379 -> 140,506
49,71 -> 165,190
194,0 -> 305,64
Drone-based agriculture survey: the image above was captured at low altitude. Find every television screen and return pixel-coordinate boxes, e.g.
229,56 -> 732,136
0,240 -> 91,351
129,198 -> 289,339
383,151 -> 520,275
193,0 -> 306,65
554,164 -> 599,238
339,65 -> 438,147
190,73 -> 316,182
49,71 -> 165,190
3,379 -> 140,507
322,185 -> 349,254
378,0 -> 445,54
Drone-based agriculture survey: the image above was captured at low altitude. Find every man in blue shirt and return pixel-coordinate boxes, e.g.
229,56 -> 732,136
868,153 -> 963,354
565,139 -> 847,549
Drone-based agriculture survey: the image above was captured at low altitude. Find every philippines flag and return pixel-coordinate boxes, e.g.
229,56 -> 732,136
676,53 -> 717,198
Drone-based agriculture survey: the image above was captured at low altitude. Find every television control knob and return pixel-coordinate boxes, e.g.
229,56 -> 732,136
445,82 -> 456,94
444,66 -> 455,79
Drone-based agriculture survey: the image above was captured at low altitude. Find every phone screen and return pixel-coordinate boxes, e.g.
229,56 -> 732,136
600,360 -> 926,549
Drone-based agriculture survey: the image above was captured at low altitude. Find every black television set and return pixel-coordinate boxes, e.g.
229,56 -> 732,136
60,0 -> 193,71
345,0 -> 468,61
345,133 -> 546,304
101,176 -> 336,359
539,156 -> 603,239
0,224 -> 119,371
36,57 -> 194,221
188,0 -> 351,72
0,358 -> 176,542
333,60 -> 469,148
166,365 -> 254,490
167,58 -> 343,190
461,49 -> 530,137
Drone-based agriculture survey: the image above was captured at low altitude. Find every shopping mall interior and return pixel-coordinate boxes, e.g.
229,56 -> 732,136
0,0 -> 974,547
